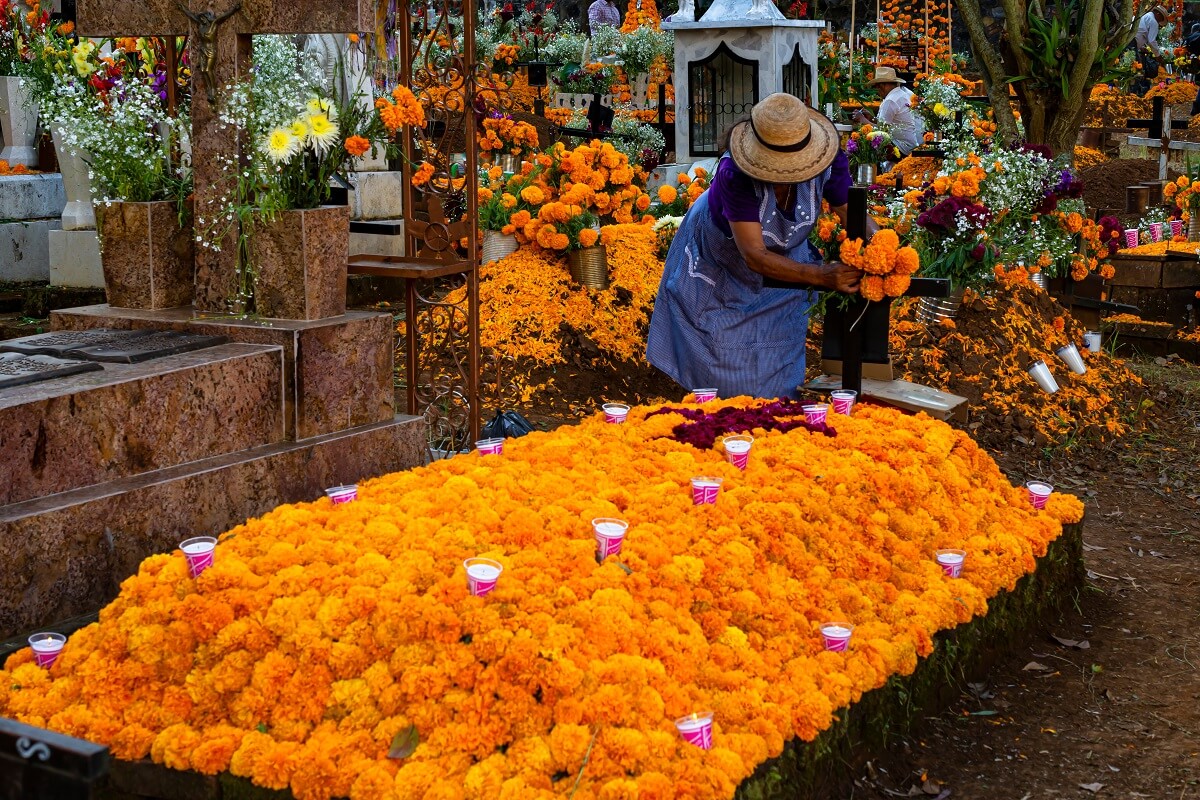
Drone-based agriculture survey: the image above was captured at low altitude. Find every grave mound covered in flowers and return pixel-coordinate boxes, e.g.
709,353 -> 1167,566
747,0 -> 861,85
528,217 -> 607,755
1,402 -> 1081,799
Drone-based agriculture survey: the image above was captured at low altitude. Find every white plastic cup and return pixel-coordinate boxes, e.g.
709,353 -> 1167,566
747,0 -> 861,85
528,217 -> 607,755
820,622 -> 854,652
722,435 -> 754,470
675,712 -> 715,750
830,389 -> 857,415
592,517 -> 629,559
1026,481 -> 1053,510
28,632 -> 66,669
1083,331 -> 1102,353
936,549 -> 966,578
1055,343 -> 1087,375
180,536 -> 217,578
691,388 -> 718,403
1171,218 -> 1184,239
475,438 -> 504,456
1123,228 -> 1139,248
325,484 -> 358,504
690,476 -> 722,505
602,403 -> 630,424
1149,221 -> 1164,242
1027,360 -> 1060,394
802,403 -> 829,426
464,557 -> 503,597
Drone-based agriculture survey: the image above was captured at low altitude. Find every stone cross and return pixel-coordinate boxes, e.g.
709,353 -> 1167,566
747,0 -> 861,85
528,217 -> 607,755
75,0 -> 375,312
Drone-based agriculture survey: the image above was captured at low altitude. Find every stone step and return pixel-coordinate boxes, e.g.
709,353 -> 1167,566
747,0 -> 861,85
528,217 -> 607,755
0,413 -> 425,639
0,342 -> 287,506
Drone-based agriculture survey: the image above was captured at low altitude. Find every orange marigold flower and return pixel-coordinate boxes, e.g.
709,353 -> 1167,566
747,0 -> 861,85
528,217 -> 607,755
578,228 -> 599,247
344,136 -> 371,157
657,184 -> 678,204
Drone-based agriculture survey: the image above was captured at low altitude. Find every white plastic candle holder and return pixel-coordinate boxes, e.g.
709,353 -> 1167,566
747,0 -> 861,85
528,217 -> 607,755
464,558 -> 503,597
1027,360 -> 1060,394
722,435 -> 754,470
830,389 -> 857,415
592,517 -> 629,559
325,484 -> 358,504
675,712 -> 715,750
936,549 -> 966,578
28,632 -> 66,669
602,403 -> 630,424
802,403 -> 829,426
1083,331 -> 1102,353
1026,481 -> 1053,510
820,622 -> 854,652
690,477 -> 722,505
475,438 -> 504,456
1055,343 -> 1087,375
180,536 -> 217,578
691,387 -> 717,403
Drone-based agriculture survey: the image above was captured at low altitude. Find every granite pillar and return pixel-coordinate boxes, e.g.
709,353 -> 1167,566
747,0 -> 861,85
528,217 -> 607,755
96,200 -> 195,310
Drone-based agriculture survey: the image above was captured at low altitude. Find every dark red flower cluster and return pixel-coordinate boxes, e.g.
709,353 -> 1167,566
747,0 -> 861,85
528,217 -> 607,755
647,399 -> 837,450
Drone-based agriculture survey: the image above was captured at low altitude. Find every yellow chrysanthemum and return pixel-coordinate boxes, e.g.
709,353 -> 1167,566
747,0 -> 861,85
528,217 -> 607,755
306,114 -> 339,152
263,128 -> 298,164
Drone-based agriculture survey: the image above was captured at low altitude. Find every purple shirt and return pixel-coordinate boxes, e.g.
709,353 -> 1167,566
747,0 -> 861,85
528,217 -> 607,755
707,151 -> 851,236
588,0 -> 621,31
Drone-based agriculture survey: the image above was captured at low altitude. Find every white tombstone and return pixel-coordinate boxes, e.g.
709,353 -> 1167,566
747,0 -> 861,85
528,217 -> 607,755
664,0 -> 823,164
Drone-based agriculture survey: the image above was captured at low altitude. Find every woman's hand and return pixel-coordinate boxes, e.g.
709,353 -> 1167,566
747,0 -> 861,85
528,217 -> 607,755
823,261 -> 863,293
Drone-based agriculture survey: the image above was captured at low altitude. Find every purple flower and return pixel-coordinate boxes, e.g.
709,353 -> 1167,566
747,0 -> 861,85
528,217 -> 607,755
846,139 -> 859,154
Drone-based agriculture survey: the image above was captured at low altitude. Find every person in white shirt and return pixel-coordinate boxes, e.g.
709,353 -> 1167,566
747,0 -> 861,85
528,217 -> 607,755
853,67 -> 925,158
1134,5 -> 1169,93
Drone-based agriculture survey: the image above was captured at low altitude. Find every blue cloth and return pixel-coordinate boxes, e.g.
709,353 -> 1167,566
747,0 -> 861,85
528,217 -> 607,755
646,155 -> 829,399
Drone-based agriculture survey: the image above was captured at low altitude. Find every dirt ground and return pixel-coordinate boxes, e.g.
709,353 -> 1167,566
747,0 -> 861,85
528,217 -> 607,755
853,358 -> 1200,800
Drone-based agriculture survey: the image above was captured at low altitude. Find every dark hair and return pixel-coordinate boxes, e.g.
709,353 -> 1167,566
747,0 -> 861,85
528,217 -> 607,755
717,114 -> 751,153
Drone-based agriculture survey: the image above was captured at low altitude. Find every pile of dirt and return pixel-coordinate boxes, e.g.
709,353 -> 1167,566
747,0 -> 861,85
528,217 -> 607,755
1078,158 -> 1171,215
886,282 -> 1156,452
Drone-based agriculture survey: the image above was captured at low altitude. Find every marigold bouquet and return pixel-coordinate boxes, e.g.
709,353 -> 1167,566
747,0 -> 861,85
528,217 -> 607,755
839,228 -> 920,301
650,165 -> 709,217
846,123 -> 900,168
478,111 -> 539,158
479,164 -> 549,233
545,139 -> 650,224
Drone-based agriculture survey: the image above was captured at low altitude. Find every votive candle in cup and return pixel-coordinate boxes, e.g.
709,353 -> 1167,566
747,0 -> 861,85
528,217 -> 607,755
592,517 -> 629,559
1123,228 -> 1139,248
690,476 -> 723,505
602,403 -> 630,424
936,549 -> 966,578
1149,221 -> 1164,242
820,622 -> 855,652
1026,481 -> 1053,510
463,558 -> 503,597
476,438 -> 504,456
722,434 -> 754,470
28,632 -> 66,669
1055,343 -> 1087,375
691,387 -> 718,403
1083,331 -> 1102,353
1027,360 -> 1060,394
830,389 -> 857,415
675,712 -> 715,750
325,484 -> 358,504
802,403 -> 829,426
180,536 -> 217,578
1171,218 -> 1184,239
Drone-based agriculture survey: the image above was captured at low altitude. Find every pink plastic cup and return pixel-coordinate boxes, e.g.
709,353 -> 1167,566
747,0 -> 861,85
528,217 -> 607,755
936,549 -> 966,578
690,476 -> 723,505
180,536 -> 217,578
464,557 -> 503,597
692,388 -> 718,403
1149,222 -> 1164,243
675,712 -> 714,750
722,434 -> 754,470
821,622 -> 855,652
602,403 -> 630,424
325,484 -> 358,504
592,517 -> 628,559
28,632 -> 66,669
1026,481 -> 1053,510
802,403 -> 829,426
476,438 -> 504,456
830,389 -> 857,415
1171,218 -> 1184,238
1123,228 -> 1139,248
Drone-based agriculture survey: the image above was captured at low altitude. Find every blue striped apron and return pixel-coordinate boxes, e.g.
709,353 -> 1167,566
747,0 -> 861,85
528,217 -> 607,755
646,158 -> 828,399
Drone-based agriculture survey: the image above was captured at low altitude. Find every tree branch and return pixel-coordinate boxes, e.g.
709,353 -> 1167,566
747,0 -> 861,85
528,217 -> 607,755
957,0 -> 1022,145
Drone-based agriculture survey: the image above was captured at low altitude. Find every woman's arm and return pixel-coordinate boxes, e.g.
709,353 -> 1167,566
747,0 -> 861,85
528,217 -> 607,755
730,221 -> 862,293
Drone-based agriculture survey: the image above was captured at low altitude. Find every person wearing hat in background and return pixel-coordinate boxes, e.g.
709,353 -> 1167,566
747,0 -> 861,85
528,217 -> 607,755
646,93 -> 865,399
1134,4 -> 1170,94
853,66 -> 924,158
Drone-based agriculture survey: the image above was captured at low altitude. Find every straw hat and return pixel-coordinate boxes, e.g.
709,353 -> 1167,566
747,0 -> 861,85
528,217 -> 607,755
1152,4 -> 1169,16
867,66 -> 907,86
727,93 -> 839,185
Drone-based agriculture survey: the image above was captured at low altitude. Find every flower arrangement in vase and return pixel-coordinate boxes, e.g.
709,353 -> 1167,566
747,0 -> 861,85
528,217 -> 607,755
478,111 -> 539,160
